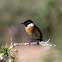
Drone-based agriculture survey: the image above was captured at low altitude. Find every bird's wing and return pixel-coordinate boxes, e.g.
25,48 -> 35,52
32,25 -> 43,41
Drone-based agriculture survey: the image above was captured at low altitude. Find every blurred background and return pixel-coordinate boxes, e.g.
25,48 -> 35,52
0,0 -> 62,62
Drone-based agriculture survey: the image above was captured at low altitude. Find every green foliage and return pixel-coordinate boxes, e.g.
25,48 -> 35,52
0,45 -> 9,56
0,44 -> 17,62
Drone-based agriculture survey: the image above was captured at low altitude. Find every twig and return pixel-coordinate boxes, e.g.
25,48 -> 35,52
9,39 -> 56,50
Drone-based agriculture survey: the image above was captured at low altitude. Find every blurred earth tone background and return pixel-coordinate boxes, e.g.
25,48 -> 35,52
0,0 -> 62,62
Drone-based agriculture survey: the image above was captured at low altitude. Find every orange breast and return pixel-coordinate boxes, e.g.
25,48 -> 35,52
25,26 -> 33,36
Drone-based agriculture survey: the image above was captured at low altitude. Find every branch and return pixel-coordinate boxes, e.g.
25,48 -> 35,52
9,39 -> 56,50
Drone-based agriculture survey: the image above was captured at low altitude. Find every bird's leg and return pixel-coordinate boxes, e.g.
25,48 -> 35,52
29,33 -> 33,46
28,42 -> 31,47
37,41 -> 39,45
29,38 -> 34,47
36,39 -> 40,45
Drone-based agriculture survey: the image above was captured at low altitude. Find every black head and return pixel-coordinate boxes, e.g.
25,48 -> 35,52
21,20 -> 33,26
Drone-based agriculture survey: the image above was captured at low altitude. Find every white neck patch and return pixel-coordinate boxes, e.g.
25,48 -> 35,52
27,23 -> 34,27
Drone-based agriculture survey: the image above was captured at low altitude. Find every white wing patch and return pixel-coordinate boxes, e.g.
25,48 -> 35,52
27,23 -> 34,27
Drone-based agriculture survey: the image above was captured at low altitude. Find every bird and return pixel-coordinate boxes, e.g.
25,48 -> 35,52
21,20 -> 43,45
